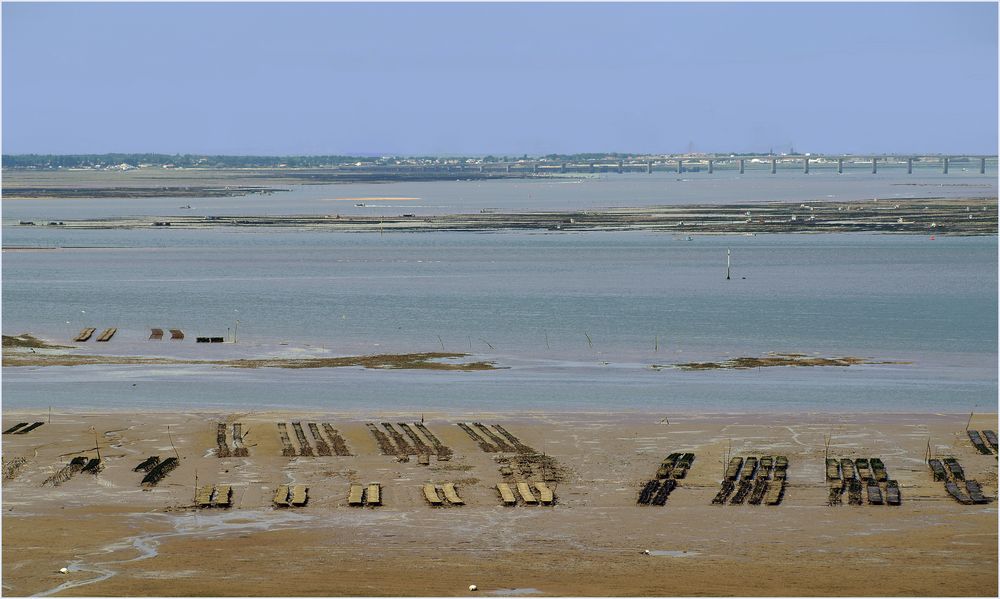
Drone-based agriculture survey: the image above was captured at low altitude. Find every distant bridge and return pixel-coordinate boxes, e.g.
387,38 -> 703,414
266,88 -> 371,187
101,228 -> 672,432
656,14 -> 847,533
336,155 -> 997,176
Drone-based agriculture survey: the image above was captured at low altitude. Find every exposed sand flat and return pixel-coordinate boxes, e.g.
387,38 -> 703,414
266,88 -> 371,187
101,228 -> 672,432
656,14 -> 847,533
1,411 -> 996,596
327,197 -> 421,202
13,197 -> 997,235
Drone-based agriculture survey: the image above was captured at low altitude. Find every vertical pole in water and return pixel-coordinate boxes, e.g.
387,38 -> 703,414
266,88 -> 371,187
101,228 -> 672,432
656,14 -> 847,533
872,158 -> 878,174
708,159 -> 714,174
838,158 -> 843,174
618,161 -> 624,174
561,163 -> 567,173
771,159 -> 776,175
647,161 -> 653,174
907,157 -> 913,174
48,406 -> 51,424
804,157 -> 809,174
980,157 -> 986,174
739,159 -> 745,174
943,157 -> 949,174
726,248 -> 731,280
234,320 -> 239,344
677,159 -> 682,174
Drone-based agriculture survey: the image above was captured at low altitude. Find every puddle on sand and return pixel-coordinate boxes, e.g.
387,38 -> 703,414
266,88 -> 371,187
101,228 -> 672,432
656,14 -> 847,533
649,550 -> 700,558
490,588 -> 543,596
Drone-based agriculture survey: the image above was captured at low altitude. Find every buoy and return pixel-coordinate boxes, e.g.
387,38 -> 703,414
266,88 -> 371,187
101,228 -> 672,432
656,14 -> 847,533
469,584 -> 478,592
59,567 -> 68,574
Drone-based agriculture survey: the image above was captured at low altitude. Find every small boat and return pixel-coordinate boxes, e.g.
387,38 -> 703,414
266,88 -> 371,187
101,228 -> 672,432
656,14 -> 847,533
730,480 -> 752,505
712,480 -> 735,504
637,480 -> 660,505
773,456 -> 789,480
983,430 -> 999,451
179,204 -> 192,209
757,456 -> 773,480
943,457 -> 965,481
748,479 -> 769,505
866,480 -> 883,505
672,453 -> 695,479
870,458 -> 888,482
965,480 -> 988,504
840,459 -> 856,481
967,430 -> 992,455
725,457 -> 743,481
855,458 -> 872,481
825,458 -> 841,481
355,203 -> 365,207
847,479 -> 863,505
927,459 -> 947,481
945,481 -> 972,504
885,480 -> 901,506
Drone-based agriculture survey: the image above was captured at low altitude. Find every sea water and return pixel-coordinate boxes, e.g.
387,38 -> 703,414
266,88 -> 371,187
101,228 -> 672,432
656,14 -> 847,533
2,175 -> 996,413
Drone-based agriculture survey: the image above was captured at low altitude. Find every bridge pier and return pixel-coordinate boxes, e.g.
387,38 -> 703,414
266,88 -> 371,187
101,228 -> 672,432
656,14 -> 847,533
907,157 -> 913,174
981,157 -> 987,174
838,158 -> 843,174
872,158 -> 877,174
804,158 -> 810,174
771,159 -> 776,174
943,157 -> 949,174
708,159 -> 714,174
739,159 -> 745,174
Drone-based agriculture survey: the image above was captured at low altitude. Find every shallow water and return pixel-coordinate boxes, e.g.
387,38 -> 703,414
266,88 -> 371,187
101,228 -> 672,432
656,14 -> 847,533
2,174 -> 996,414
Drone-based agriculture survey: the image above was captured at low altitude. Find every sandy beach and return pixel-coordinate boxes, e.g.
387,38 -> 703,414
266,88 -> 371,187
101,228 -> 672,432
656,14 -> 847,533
2,410 -> 996,596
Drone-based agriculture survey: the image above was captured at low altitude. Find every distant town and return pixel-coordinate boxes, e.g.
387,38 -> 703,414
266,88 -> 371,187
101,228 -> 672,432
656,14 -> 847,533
2,152 -> 995,173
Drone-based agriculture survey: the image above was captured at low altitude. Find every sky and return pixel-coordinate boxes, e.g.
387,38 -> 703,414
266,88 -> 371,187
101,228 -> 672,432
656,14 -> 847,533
3,2 -> 997,156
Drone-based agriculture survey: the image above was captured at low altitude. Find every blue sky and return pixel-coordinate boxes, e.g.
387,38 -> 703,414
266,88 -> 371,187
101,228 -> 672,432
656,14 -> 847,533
3,2 -> 997,155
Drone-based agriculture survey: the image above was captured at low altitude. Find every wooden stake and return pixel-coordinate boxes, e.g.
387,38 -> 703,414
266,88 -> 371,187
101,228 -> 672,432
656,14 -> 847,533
167,425 -> 179,460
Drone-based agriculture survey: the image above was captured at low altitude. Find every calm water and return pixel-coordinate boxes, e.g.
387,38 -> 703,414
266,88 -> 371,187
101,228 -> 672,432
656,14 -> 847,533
2,174 -> 997,413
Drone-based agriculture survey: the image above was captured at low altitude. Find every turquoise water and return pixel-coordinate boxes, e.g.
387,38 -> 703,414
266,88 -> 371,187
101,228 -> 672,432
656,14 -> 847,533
2,175 -> 996,413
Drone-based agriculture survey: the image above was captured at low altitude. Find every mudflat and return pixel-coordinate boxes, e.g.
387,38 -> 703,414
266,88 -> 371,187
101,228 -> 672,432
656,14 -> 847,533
2,411 -> 996,596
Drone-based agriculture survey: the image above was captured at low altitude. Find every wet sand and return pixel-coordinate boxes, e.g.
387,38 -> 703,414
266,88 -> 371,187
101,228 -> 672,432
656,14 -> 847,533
18,197 -> 996,235
2,411 -> 996,596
